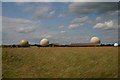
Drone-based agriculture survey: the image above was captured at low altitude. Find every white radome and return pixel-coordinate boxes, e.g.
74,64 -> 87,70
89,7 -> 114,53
90,36 -> 100,44
20,39 -> 29,46
114,43 -> 118,47
40,38 -> 49,46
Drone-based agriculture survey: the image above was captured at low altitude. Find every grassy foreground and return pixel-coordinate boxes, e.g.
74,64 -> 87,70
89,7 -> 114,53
2,47 -> 118,78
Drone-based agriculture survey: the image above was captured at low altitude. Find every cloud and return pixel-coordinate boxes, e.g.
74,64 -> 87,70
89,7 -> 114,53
40,34 -> 53,38
68,16 -> 89,29
71,16 -> 88,24
15,2 -> 66,19
69,2 -> 118,15
17,26 -> 36,33
68,24 -> 80,29
34,5 -> 51,18
93,20 -> 118,30
60,30 -> 66,34
2,16 -> 38,33
33,3 -> 55,19
15,2 -> 56,19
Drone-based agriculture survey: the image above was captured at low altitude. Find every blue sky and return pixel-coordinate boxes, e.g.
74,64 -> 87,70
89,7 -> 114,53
2,2 -> 119,44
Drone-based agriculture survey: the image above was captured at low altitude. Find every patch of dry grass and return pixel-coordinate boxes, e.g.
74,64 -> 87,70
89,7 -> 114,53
2,47 -> 118,78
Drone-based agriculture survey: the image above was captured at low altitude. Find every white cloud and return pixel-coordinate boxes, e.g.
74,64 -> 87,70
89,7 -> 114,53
68,16 -> 89,29
72,16 -> 88,24
33,3 -> 56,19
16,3 -> 63,19
17,26 -> 36,33
41,34 -> 53,38
34,5 -> 51,18
93,20 -> 118,30
68,24 -> 80,29
15,2 -> 55,19
2,16 -> 38,33
60,30 -> 66,34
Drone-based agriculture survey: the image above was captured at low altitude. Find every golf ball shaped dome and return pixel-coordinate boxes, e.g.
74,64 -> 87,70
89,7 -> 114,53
40,38 -> 49,46
114,43 -> 118,47
90,36 -> 100,44
20,39 -> 29,46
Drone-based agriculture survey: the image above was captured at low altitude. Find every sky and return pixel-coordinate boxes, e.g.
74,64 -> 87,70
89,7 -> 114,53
1,1 -> 120,45
1,0 -> 120,2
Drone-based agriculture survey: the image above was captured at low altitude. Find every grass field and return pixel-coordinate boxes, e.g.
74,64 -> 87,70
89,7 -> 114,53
2,47 -> 118,78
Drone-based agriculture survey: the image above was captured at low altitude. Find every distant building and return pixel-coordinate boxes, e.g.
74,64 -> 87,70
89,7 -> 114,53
69,43 -> 100,47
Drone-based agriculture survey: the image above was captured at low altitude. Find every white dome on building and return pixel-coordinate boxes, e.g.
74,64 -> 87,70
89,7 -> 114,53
114,43 -> 118,47
90,36 -> 100,44
20,39 -> 29,46
40,38 -> 49,46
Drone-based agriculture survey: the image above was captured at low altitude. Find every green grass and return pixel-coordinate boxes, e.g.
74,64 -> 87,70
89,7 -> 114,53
2,47 -> 118,78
